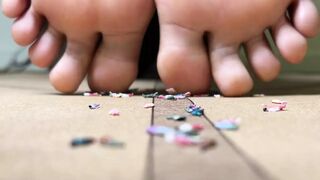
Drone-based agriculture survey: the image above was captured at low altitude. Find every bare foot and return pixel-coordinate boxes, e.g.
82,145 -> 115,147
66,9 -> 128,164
155,0 -> 319,96
2,0 -> 154,93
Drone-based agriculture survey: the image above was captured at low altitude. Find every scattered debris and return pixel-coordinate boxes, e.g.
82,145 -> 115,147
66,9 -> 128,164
71,137 -> 95,147
147,123 -> 215,150
144,103 -> 155,109
214,118 -> 241,131
253,94 -> 266,97
71,136 -> 125,149
178,123 -> 194,134
100,136 -> 125,148
173,94 -> 188,100
102,139 -> 125,148
173,94 -> 186,100
175,135 -> 199,146
166,115 -> 187,121
83,91 -> 101,96
109,109 -> 120,116
88,103 -> 101,110
271,99 -> 287,104
147,123 -> 199,146
142,92 -> 159,98
100,136 -> 112,144
147,125 -> 175,136
143,91 -> 191,100
100,91 -> 110,96
208,90 -> 222,97
263,105 -> 286,112
200,139 -> 217,151
192,123 -> 205,131
185,104 -> 204,117
83,91 -> 109,96
109,92 -> 134,98
162,93 -> 191,100
263,100 -> 287,112
158,95 -> 177,100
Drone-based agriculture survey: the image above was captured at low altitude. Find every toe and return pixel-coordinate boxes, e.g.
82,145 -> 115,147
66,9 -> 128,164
157,24 -> 211,94
272,16 -> 307,64
29,27 -> 63,68
209,42 -> 253,96
87,33 -> 143,92
50,33 -> 98,93
291,0 -> 320,37
245,34 -> 281,82
2,0 -> 29,18
12,7 -> 44,46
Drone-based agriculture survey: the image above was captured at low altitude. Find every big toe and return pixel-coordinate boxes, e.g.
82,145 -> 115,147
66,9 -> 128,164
157,24 -> 211,94
87,33 -> 143,92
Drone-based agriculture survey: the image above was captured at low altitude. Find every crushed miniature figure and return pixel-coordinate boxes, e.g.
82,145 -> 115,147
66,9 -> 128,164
2,0 -> 319,96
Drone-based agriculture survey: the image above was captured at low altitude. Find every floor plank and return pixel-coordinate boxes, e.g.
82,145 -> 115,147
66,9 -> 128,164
1,73 -> 320,180
0,84 -> 153,180
150,98 -> 271,180
194,96 -> 320,180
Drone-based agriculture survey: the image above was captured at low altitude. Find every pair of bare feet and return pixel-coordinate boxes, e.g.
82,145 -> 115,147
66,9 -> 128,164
2,0 -> 319,96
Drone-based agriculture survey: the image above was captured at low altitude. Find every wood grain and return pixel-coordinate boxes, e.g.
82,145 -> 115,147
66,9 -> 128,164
150,98 -> 272,180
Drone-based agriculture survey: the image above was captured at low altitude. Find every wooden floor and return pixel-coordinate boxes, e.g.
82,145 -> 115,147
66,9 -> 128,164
1,73 -> 320,180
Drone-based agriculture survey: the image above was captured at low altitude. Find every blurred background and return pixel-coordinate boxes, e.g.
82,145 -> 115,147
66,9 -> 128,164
0,1 -> 319,77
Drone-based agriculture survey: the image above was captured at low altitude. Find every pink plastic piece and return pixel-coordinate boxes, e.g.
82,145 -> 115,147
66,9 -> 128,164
263,104 -> 286,112
83,91 -> 101,96
192,124 -> 204,132
109,109 -> 120,116
144,103 -> 155,109
175,136 -> 194,146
